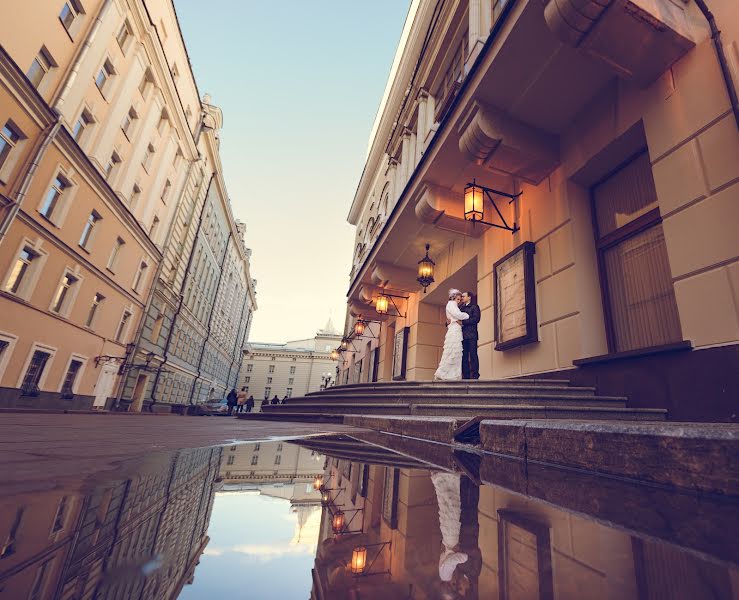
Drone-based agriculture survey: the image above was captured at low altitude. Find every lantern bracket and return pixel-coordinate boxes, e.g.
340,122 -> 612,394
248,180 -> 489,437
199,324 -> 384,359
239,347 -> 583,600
330,506 -> 364,535
354,318 -> 380,339
352,541 -> 392,577
465,180 -> 522,233
376,293 -> 408,318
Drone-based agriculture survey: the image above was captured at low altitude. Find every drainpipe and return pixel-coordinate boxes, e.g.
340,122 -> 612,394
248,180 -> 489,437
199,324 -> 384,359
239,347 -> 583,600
694,0 -> 739,132
225,292 -> 250,389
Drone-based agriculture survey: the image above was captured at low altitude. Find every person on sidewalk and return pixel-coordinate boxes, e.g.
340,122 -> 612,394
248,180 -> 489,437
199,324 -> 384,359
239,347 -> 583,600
236,387 -> 247,413
245,395 -> 255,413
226,389 -> 237,415
270,395 -> 280,405
460,291 -> 481,380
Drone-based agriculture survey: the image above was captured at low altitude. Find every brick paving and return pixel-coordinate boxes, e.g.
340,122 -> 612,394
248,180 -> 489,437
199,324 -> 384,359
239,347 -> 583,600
0,413 -> 356,497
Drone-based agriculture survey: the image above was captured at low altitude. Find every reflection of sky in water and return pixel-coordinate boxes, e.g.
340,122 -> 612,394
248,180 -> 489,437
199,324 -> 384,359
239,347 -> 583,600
179,490 -> 321,599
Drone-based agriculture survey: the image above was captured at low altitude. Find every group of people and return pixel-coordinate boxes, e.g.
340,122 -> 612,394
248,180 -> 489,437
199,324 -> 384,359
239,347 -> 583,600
435,289 -> 481,381
225,389 -> 288,415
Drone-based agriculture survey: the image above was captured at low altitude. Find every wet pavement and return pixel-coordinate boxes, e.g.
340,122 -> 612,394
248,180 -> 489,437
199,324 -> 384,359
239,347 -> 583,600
0,415 -> 737,599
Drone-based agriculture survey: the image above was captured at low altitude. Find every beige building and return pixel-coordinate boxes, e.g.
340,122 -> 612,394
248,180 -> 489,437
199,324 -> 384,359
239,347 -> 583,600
220,440 -> 325,486
242,319 -> 342,406
339,0 -> 739,421
0,0 -> 255,411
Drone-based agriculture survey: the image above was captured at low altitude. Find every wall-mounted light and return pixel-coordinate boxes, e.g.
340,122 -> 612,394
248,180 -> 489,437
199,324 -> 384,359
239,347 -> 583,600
313,476 -> 323,491
330,349 -> 340,361
349,542 -> 391,576
351,546 -> 367,574
375,294 -> 390,315
340,338 -> 350,351
332,511 -> 346,534
417,243 -> 435,293
354,319 -> 366,336
321,490 -> 331,505
463,179 -> 522,232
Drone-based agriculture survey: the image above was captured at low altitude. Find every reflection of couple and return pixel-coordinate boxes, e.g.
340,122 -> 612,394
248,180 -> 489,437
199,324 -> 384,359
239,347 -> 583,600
434,289 -> 480,381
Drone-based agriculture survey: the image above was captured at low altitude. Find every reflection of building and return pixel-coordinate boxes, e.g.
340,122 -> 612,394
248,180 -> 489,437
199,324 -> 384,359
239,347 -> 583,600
220,440 -> 324,485
339,0 -> 739,421
0,447 -> 221,599
241,319 -> 341,404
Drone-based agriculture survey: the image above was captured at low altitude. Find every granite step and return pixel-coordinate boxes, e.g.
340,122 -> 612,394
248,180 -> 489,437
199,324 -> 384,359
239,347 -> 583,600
325,378 -> 571,392
413,404 -> 668,421
284,394 -> 627,408
307,384 -> 597,398
235,412 -> 344,423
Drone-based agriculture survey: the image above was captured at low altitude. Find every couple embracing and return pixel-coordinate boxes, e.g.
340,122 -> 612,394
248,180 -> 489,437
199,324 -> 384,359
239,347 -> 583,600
434,289 -> 480,381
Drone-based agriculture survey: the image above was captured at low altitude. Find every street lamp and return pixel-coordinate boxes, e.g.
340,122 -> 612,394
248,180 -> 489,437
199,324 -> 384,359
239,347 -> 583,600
354,319 -> 366,336
417,243 -> 435,293
464,180 -> 484,222
375,294 -> 389,315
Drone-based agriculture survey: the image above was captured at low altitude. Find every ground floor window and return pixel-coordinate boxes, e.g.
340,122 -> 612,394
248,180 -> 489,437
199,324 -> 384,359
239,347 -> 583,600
21,350 -> 51,395
60,359 -> 83,398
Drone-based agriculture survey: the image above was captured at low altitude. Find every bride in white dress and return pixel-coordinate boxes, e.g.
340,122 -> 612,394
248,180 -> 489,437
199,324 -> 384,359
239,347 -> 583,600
434,289 -> 469,381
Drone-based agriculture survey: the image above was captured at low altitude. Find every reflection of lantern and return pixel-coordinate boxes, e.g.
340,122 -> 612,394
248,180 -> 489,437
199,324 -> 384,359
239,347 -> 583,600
332,511 -> 345,534
417,244 -> 435,293
330,349 -> 339,361
340,338 -> 349,351
321,490 -> 330,505
351,546 -> 367,574
354,319 -> 366,336
313,476 -> 323,490
375,294 -> 389,315
464,180 -> 484,222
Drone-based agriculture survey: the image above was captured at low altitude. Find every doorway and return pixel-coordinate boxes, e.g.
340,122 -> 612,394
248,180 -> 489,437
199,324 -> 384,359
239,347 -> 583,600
130,374 -> 148,412
92,362 -> 118,409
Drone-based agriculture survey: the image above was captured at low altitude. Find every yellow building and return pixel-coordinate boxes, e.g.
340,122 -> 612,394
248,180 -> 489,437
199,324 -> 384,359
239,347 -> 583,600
339,0 -> 739,421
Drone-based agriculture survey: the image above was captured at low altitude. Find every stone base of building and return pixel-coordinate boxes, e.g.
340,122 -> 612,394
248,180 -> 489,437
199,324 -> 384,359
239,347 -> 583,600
517,343 -> 739,423
0,387 -> 96,411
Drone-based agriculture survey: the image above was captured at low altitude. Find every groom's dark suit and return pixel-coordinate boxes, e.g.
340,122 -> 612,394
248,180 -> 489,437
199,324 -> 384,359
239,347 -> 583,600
460,302 -> 481,379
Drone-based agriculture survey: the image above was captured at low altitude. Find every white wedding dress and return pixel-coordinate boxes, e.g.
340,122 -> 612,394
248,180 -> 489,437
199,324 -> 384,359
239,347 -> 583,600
434,300 -> 469,381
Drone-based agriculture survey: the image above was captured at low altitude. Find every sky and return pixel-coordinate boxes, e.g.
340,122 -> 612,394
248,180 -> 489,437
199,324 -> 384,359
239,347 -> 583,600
174,1 -> 412,343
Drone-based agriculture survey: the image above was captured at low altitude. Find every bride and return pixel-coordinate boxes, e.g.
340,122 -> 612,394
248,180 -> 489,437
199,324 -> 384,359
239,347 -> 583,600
434,289 -> 469,381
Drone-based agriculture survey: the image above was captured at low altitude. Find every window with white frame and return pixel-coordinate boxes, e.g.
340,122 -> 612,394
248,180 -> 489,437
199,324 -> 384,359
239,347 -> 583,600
138,69 -> 153,97
286,387 -> 293,397
51,496 -> 69,533
50,272 -> 78,314
20,349 -> 52,395
250,455 -> 258,465
121,106 -> 138,139
289,366 -> 296,374
0,334 -> 15,381
107,237 -> 124,272
86,293 -> 104,327
264,386 -> 271,398
160,179 -> 171,202
0,121 -> 23,177
71,109 -> 93,143
27,47 -> 56,89
149,216 -> 160,239
115,310 -> 132,342
60,358 -> 83,397
116,20 -> 133,52
132,260 -> 148,293
268,365 -> 275,373
104,151 -> 121,179
274,454 -> 281,465
5,246 -> 40,296
142,143 -> 155,171
246,363 -> 253,372
288,377 -> 294,385
158,109 -> 169,134
79,211 -> 101,249
266,377 -> 272,384
39,174 -> 70,221
95,58 -> 116,96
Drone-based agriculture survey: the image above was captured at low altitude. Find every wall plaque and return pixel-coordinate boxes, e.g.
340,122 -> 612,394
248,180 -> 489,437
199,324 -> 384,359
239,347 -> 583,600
392,327 -> 409,380
494,241 -> 538,351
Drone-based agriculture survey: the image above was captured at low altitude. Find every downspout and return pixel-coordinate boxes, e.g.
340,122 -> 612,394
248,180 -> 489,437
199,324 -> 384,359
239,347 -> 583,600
188,231 -> 233,405
232,310 -> 252,387
694,0 -> 739,131
225,292 -> 250,389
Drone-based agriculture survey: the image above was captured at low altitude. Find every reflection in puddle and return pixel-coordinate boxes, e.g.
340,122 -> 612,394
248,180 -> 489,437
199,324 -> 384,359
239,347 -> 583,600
0,434 -> 737,599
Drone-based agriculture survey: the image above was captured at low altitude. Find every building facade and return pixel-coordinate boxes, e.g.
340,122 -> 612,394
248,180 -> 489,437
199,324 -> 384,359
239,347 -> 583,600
241,320 -> 342,406
339,0 -> 738,421
0,0 -> 256,411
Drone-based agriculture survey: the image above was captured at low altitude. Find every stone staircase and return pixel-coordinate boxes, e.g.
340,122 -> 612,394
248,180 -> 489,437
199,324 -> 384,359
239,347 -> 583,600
241,379 -> 667,422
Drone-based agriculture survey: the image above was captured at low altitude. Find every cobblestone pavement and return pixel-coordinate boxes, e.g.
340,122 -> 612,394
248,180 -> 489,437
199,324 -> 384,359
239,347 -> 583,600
0,413 -> 357,497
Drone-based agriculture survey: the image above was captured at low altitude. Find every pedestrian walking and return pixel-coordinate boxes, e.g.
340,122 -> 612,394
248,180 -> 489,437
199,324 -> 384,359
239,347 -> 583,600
245,395 -> 255,413
236,387 -> 247,413
226,388 -> 237,415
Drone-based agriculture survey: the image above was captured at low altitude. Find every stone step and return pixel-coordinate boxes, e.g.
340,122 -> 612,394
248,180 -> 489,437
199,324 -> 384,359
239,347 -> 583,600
285,394 -> 627,408
326,378 -> 570,392
235,412 -> 343,423
264,403 -> 411,415
413,404 -> 668,421
307,384 -> 596,398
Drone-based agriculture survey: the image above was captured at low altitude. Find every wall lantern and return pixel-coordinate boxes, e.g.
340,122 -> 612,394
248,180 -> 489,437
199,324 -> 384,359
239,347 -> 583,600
354,319 -> 366,336
330,349 -> 340,361
351,546 -> 367,574
313,476 -> 323,490
375,294 -> 390,315
417,243 -> 435,293
463,179 -> 522,233
321,490 -> 331,505
340,338 -> 350,351
332,511 -> 346,534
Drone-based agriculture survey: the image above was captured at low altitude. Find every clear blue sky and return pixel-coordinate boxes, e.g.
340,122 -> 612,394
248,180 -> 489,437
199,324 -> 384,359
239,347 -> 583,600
174,1 -> 411,342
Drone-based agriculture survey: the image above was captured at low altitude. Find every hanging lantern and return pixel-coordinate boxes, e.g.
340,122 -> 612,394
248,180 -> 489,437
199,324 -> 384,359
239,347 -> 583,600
464,180 -> 484,222
313,476 -> 323,490
330,349 -> 339,361
321,490 -> 331,505
340,338 -> 349,351
351,546 -> 368,574
375,294 -> 389,315
354,319 -> 366,336
332,511 -> 346,534
417,243 -> 435,293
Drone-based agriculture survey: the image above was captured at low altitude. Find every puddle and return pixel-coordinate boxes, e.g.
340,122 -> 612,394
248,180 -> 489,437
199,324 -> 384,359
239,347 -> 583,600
0,433 -> 737,599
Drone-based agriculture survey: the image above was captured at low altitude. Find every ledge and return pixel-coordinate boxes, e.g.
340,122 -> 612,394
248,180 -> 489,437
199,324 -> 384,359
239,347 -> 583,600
573,340 -> 693,366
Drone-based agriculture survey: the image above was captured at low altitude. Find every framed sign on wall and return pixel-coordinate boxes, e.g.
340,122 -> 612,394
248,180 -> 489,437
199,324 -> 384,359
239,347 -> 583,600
381,467 -> 400,529
493,241 -> 538,351
392,327 -> 409,380
370,347 -> 380,382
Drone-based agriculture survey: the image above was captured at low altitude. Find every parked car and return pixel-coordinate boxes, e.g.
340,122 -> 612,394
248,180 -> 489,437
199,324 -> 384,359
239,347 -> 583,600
192,398 -> 230,416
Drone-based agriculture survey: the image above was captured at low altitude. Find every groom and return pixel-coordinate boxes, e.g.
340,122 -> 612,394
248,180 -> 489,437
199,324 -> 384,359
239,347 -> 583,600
460,291 -> 480,379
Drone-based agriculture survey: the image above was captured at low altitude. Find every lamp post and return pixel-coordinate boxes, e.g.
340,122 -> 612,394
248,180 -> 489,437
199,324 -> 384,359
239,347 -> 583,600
417,243 -> 435,293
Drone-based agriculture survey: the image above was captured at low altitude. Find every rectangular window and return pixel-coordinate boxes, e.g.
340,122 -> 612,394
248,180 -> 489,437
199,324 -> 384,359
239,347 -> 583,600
286,387 -> 292,397
251,455 -> 258,465
244,376 -> 250,383
40,175 -> 69,220
29,560 -> 51,600
268,365 -> 275,373
0,121 -> 22,172
105,151 -> 121,179
86,293 -> 104,327
593,152 -> 682,352
274,455 -> 281,465
133,261 -> 148,292
160,179 -> 171,202
51,273 -> 77,313
151,313 -> 164,343
51,496 -> 68,533
142,143 -> 155,171
60,359 -> 82,397
116,20 -> 132,50
107,237 -> 124,271
288,377 -> 294,385
264,386 -> 271,398
27,47 -> 54,89
227,455 -> 235,465
149,216 -> 159,238
72,109 -> 93,142
121,107 -> 137,138
246,363 -> 253,372
95,59 -> 115,95
266,377 -> 272,384
115,310 -> 132,342
289,366 -> 296,374
79,211 -> 101,249
5,247 -> 37,294
21,350 -> 51,395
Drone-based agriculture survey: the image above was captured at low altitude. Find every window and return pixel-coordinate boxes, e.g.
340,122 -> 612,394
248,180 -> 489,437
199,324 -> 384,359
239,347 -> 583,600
133,261 -> 148,292
149,216 -> 159,238
86,293 -> 104,327
107,237 -> 124,271
40,175 -> 69,220
138,70 -> 153,96
116,20 -> 132,51
5,247 -> 37,294
246,363 -> 253,372
27,47 -> 55,89
29,560 -> 51,600
266,377 -> 272,384
151,313 -> 164,343
593,152 -> 682,352
227,455 -> 235,465
250,455 -> 258,465
59,0 -> 83,32
142,143 -> 155,171
264,387 -> 271,398
171,63 -> 180,82
60,359 -> 82,397
104,151 -> 121,179
129,183 -> 141,208
0,121 -> 22,172
274,455 -> 281,465
95,59 -> 115,95
288,378 -> 294,385
1,507 -> 23,559
21,350 -> 51,395
158,109 -> 169,134
51,496 -> 68,533
277,443 -> 283,451
115,310 -> 132,342
289,366 -> 296,374
173,147 -> 182,168
51,273 -> 77,313
79,211 -> 101,249
268,365 -> 275,373
244,376 -> 250,383
121,107 -> 137,138
254,443 -> 260,451
160,179 -> 171,202
72,109 -> 93,142
286,387 -> 293,397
